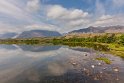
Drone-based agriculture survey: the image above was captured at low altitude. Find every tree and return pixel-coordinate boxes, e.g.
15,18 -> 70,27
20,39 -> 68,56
119,34 -> 124,45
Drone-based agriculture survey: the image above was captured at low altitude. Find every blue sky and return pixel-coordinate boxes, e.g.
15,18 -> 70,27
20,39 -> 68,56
0,0 -> 124,33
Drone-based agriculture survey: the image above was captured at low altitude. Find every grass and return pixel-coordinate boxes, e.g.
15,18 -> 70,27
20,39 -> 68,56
109,50 -> 124,58
106,43 -> 124,58
109,44 -> 124,51
96,57 -> 111,64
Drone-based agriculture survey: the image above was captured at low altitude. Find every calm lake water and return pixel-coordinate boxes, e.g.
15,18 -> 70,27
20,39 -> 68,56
0,44 -> 124,83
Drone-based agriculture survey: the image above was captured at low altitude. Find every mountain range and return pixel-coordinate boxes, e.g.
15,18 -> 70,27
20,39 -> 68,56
69,25 -> 124,33
0,25 -> 124,39
17,30 -> 61,38
0,33 -> 17,39
0,30 -> 61,39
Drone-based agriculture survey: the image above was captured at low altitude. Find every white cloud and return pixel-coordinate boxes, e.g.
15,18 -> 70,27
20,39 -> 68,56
25,23 -> 60,32
0,0 -> 124,34
0,22 -> 60,34
0,22 -> 21,34
46,5 -> 89,20
0,0 -> 59,34
0,0 -> 44,24
98,15 -> 113,21
45,5 -> 90,32
92,15 -> 124,26
0,0 -> 30,20
27,0 -> 41,12
68,19 -> 90,27
46,5 -> 66,19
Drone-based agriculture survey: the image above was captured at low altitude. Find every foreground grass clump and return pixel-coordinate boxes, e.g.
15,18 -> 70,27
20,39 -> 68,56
96,57 -> 111,64
109,44 -> 124,51
110,50 -> 124,58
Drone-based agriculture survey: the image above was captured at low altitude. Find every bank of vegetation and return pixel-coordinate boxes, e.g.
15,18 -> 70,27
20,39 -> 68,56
52,33 -> 124,58
0,37 -> 53,45
0,33 -> 124,58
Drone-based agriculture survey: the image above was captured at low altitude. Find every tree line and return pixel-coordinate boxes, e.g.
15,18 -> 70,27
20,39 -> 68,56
53,33 -> 124,45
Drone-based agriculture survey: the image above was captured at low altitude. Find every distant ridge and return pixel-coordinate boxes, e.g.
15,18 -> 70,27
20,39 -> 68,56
17,30 -> 61,38
0,33 -> 17,39
69,25 -> 124,33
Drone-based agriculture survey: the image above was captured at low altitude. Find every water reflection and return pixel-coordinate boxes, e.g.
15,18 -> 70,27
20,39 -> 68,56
0,44 -> 17,50
62,42 -> 110,51
19,45 -> 61,52
0,45 -> 123,83
70,47 -> 95,53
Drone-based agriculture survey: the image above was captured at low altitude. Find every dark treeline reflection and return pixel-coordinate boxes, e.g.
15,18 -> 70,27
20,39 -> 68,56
53,42 -> 110,52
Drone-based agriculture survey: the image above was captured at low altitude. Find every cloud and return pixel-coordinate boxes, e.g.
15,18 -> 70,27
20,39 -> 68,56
46,5 -> 89,20
112,0 -> 124,7
67,19 -> 90,27
0,22 -> 21,34
0,21 -> 60,34
92,15 -> 124,26
0,0 -> 58,33
27,0 -> 41,12
98,15 -> 113,21
45,5 -> 90,32
0,0 -> 32,20
25,23 -> 60,31
0,0 -> 124,34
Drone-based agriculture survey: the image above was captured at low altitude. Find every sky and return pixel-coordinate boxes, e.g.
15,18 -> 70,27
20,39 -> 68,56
0,0 -> 124,34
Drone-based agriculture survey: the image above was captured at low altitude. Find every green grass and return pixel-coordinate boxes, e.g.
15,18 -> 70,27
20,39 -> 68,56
109,50 -> 124,58
109,44 -> 124,51
96,57 -> 111,64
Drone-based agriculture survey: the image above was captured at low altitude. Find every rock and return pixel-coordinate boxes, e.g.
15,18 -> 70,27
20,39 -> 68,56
100,71 -> 103,74
116,78 -> 119,81
94,77 -> 99,80
84,54 -> 87,56
103,67 -> 107,70
98,63 -> 102,66
83,68 -> 87,71
72,62 -> 77,66
113,68 -> 119,72
91,65 -> 95,68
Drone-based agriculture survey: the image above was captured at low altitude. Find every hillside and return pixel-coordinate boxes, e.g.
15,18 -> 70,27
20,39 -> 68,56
69,26 -> 124,33
0,33 -> 17,39
17,30 -> 61,38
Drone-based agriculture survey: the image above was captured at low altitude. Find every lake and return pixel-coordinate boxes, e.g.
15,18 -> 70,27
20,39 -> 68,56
0,44 -> 124,83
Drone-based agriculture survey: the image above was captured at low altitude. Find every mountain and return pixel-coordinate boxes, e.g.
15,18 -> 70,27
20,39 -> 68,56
69,25 -> 124,33
0,33 -> 17,39
17,30 -> 61,38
